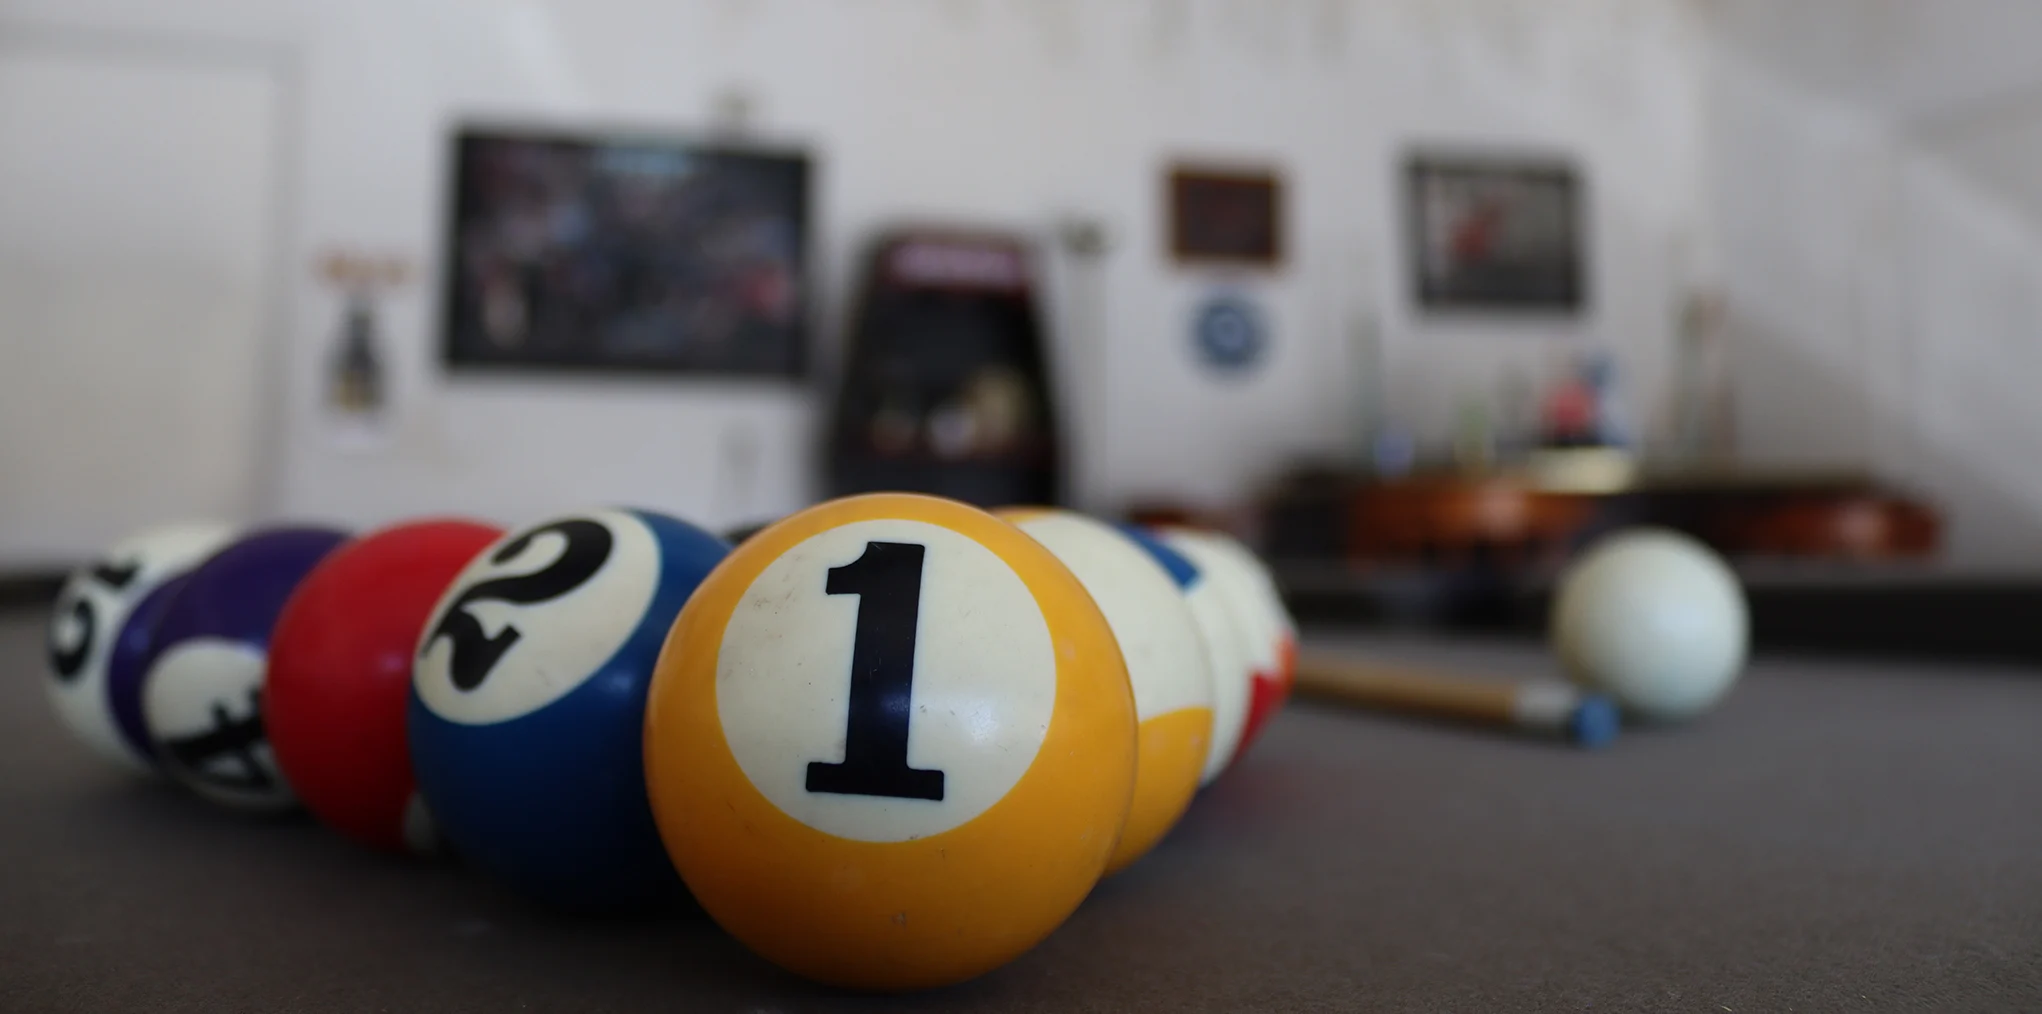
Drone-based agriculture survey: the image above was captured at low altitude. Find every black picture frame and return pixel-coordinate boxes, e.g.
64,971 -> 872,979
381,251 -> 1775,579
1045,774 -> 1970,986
1406,155 -> 1585,312
439,124 -> 813,379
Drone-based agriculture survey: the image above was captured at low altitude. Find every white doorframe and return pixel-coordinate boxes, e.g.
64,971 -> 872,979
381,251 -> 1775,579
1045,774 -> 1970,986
0,17 -> 301,567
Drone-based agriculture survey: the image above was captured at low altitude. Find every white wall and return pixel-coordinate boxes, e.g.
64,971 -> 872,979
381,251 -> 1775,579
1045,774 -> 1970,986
1705,0 -> 2042,570
0,33 -> 282,567
0,0 -> 1710,546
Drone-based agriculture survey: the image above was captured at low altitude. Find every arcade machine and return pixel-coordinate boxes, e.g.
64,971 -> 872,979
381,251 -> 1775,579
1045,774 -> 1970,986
827,229 -> 1065,508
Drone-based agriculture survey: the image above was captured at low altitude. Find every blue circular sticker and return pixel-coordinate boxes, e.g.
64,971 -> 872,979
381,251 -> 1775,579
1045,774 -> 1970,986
1193,294 -> 1267,374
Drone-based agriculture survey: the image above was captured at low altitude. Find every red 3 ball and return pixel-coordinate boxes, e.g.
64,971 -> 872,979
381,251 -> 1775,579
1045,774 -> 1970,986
267,518 -> 502,854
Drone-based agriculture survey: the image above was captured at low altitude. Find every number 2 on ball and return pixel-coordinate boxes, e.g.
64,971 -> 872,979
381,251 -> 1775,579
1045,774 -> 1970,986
421,519 -> 613,691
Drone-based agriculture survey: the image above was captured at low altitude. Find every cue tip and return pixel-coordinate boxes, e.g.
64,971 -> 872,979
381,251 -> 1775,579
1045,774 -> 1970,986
1568,695 -> 1621,748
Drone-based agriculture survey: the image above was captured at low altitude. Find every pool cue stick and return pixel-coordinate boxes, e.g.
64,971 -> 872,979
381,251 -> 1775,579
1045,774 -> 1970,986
1294,651 -> 1619,748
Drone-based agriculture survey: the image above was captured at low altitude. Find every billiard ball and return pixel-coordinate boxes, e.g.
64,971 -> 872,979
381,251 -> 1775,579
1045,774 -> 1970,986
409,508 -> 728,911
1216,532 -> 1301,738
644,493 -> 1136,991
1117,524 -> 1251,786
142,526 -> 352,812
1159,528 -> 1297,759
1000,507 -> 1213,874
44,522 -> 237,773
1551,528 -> 1749,723
267,518 -> 503,854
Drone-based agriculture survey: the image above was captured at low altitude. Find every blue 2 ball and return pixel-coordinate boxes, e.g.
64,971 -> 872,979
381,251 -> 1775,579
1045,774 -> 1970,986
409,508 -> 729,911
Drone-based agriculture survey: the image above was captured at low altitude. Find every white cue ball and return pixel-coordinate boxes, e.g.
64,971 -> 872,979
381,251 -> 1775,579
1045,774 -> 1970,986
1550,528 -> 1749,723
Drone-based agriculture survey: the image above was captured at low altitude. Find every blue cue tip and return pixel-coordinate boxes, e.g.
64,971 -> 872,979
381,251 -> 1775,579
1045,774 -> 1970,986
1568,695 -> 1621,748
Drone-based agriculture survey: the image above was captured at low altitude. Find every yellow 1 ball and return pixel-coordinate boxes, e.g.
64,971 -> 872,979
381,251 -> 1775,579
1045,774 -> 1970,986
644,493 -> 1136,991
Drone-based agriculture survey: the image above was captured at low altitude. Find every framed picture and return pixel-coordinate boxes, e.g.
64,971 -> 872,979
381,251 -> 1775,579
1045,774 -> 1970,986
1168,165 -> 1283,267
441,125 -> 811,378
1406,155 -> 1585,311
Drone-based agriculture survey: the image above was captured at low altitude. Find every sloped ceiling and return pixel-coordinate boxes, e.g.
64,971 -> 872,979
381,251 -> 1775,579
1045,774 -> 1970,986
1708,0 -> 2042,221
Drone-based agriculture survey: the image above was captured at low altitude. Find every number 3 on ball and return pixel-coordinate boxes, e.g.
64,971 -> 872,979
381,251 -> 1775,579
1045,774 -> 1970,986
644,493 -> 1137,992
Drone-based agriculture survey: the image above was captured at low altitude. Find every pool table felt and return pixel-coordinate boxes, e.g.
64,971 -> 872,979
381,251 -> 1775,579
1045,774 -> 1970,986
3,610 -> 2041,1012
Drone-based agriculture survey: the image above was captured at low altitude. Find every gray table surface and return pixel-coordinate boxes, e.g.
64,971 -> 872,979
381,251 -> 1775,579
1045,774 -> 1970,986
5,609 -> 2042,1013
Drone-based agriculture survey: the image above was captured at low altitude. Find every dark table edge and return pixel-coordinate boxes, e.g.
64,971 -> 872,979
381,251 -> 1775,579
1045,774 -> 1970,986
0,572 -> 63,611
1279,567 -> 2042,667
5,565 -> 2038,667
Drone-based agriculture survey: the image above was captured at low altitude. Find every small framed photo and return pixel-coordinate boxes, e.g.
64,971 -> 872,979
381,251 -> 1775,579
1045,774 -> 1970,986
1168,165 -> 1283,268
1406,155 -> 1585,311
